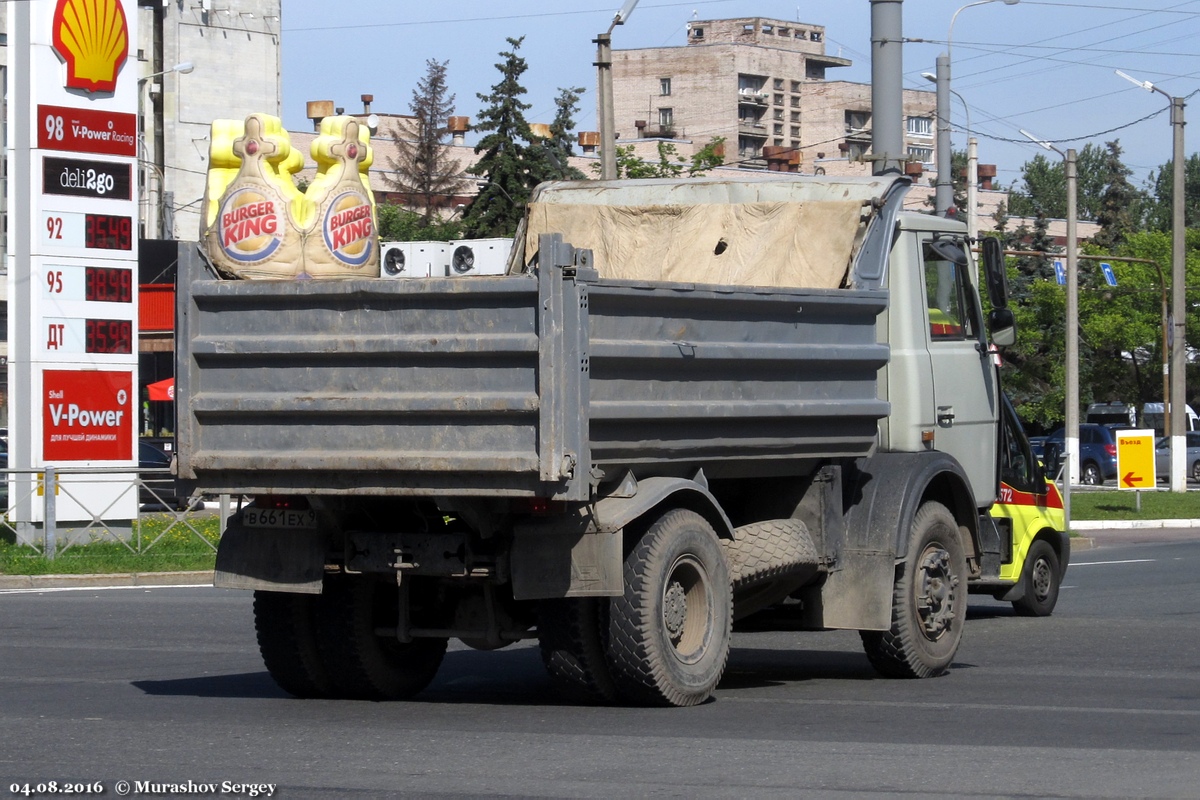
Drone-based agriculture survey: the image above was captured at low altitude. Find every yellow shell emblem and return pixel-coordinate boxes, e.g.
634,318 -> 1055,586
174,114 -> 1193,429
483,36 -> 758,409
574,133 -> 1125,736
52,0 -> 129,94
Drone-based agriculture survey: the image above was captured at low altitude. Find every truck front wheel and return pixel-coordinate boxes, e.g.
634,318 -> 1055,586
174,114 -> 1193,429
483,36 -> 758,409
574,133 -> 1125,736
607,509 -> 732,707
861,501 -> 966,678
316,575 -> 447,700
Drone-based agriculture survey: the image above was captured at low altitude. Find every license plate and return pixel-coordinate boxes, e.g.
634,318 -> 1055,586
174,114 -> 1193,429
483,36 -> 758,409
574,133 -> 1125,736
243,507 -> 318,529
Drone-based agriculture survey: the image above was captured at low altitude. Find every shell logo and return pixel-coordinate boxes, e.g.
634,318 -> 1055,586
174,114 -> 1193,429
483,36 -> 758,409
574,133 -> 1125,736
51,0 -> 130,94
322,192 -> 375,267
218,187 -> 283,263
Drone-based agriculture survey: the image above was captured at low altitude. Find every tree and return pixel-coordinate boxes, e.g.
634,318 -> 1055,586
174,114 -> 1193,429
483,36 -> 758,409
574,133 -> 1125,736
461,37 -> 548,238
1007,143 -> 1108,221
1145,152 -> 1200,232
540,86 -> 587,181
387,59 -> 466,225
688,137 -> 727,176
376,202 -> 461,242
1093,140 -> 1140,249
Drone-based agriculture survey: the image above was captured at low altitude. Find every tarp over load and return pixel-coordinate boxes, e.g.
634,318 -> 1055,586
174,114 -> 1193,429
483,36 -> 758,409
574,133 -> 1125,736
523,174 -> 905,290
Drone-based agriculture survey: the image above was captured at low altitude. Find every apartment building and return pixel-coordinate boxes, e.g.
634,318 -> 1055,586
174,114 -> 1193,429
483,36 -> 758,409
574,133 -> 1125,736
611,17 -> 937,174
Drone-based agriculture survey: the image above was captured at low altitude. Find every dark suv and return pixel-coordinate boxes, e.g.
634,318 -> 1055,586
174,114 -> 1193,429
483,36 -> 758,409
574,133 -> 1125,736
1043,423 -> 1118,485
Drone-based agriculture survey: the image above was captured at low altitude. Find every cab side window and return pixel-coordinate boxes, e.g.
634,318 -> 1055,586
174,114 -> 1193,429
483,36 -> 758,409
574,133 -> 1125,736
1000,398 -> 1035,491
923,243 -> 975,341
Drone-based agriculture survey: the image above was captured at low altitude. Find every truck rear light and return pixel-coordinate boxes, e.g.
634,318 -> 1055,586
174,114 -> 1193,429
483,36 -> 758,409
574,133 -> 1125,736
253,494 -> 311,511
512,497 -> 568,516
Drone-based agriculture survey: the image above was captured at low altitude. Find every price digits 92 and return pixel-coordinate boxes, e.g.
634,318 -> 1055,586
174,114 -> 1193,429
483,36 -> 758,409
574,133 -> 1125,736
10,782 -> 105,796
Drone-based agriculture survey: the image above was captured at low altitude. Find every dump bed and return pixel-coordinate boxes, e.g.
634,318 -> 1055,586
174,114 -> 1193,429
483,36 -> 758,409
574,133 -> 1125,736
177,174 -> 908,502
175,241 -> 887,501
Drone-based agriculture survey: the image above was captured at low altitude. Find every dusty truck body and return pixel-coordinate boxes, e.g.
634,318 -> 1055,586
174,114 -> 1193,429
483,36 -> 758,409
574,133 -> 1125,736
178,173 -> 1044,707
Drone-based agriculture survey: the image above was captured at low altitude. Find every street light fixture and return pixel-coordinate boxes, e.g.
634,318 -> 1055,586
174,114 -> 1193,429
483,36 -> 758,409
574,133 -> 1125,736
1021,129 -> 1079,503
138,62 -> 195,239
923,72 -> 979,239
596,1 -> 639,180
1116,68 -> 1188,492
933,0 -> 1020,219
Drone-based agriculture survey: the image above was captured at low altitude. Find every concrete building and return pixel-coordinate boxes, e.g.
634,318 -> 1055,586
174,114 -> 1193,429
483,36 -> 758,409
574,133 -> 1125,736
610,16 -> 937,175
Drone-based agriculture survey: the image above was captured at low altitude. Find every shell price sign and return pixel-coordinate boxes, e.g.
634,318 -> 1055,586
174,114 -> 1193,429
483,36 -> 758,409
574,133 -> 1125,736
1116,430 -> 1157,491
7,0 -> 139,530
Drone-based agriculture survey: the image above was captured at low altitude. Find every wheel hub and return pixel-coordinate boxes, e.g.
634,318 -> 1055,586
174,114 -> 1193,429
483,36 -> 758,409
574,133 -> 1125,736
663,580 -> 688,640
1030,557 -> 1052,600
916,546 -> 959,639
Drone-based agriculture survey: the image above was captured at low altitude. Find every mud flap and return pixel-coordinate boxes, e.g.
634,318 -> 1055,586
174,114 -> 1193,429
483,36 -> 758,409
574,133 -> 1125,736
214,524 -> 327,594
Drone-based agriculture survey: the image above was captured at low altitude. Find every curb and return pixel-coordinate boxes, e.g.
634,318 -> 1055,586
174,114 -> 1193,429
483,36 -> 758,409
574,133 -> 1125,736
1069,518 -> 1200,530
0,570 -> 214,590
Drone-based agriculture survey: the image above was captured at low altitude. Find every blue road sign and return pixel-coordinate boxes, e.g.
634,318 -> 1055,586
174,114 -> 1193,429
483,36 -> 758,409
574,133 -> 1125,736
1101,262 -> 1117,286
1054,259 -> 1065,285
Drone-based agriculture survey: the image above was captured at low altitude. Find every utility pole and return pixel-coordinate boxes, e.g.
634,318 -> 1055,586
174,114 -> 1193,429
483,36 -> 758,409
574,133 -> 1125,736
596,0 -> 640,181
870,0 -> 905,175
933,53 -> 953,214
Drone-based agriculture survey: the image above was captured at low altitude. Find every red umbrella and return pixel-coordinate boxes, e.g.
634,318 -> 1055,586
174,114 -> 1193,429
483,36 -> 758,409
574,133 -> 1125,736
147,377 -> 174,401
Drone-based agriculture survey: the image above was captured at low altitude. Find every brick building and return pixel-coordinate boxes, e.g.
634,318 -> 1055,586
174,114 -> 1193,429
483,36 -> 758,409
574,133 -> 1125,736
610,17 -> 937,175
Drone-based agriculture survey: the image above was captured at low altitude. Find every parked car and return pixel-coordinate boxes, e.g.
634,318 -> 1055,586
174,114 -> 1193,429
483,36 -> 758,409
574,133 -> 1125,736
139,440 -> 188,510
1028,435 -> 1047,462
1043,423 -> 1119,485
0,437 -> 7,508
1155,432 -> 1200,483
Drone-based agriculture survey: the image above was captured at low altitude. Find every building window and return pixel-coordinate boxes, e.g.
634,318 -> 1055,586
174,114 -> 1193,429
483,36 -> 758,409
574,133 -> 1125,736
774,138 -> 784,147
774,108 -> 784,120
763,24 -> 774,34
774,78 -> 784,90
791,80 -> 801,92
810,31 -> 823,42
738,136 -> 763,158
660,77 -> 672,96
847,141 -> 868,160
774,93 -> 784,106
774,124 -> 783,136
791,126 -> 800,138
790,111 -> 801,122
846,110 -> 870,132
790,139 -> 801,151
907,116 -> 933,137
659,108 -> 674,128
791,96 -> 801,108
691,26 -> 704,39
778,28 -> 791,37
909,146 -> 934,164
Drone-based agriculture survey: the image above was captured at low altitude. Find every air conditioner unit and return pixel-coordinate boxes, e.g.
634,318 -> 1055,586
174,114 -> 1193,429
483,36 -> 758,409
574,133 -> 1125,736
447,238 -> 513,277
379,242 -> 415,278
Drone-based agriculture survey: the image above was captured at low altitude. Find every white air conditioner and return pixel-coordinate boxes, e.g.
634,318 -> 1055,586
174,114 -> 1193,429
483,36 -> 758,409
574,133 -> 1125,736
379,242 -> 416,278
447,238 -> 513,277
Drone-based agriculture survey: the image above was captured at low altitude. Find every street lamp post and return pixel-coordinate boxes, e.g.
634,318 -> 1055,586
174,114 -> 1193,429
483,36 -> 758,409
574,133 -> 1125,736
932,0 -> 1020,218
923,72 -> 977,238
138,61 -> 194,239
1117,69 -> 1188,492
1022,130 -> 1079,499
596,1 -> 639,181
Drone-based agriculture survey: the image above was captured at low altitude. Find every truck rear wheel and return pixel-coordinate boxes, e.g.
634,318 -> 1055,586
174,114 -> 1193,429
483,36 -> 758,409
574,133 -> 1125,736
253,590 -> 333,698
607,509 -> 732,707
860,501 -> 966,678
1012,539 -> 1061,617
538,598 -> 618,704
316,575 -> 447,700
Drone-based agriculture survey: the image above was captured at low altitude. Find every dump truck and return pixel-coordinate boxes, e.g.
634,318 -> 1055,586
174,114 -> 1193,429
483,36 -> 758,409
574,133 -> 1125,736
177,171 -> 1062,707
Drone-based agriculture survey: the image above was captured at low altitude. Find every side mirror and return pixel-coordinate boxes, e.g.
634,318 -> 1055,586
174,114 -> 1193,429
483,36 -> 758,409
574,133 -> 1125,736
989,307 -> 1016,347
982,237 -> 1009,309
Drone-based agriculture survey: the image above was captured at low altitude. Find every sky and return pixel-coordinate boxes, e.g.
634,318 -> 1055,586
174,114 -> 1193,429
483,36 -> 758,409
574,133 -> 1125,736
280,1 -> 1200,190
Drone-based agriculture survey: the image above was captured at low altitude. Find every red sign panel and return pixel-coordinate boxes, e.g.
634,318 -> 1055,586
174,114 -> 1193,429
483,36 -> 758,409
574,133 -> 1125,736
38,104 -> 137,157
43,370 -> 133,461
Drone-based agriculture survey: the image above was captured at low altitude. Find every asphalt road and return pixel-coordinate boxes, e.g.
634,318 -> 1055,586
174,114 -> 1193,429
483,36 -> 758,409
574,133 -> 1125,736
2,535 -> 1199,799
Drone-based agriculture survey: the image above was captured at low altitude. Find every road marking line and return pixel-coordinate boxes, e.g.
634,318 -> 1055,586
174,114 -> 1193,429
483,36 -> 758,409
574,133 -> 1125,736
1069,559 -> 1156,566
0,583 -> 214,595
725,696 -> 1200,716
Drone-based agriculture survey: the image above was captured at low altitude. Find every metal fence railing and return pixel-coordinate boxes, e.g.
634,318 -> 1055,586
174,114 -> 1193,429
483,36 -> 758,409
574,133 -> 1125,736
1,467 -> 232,560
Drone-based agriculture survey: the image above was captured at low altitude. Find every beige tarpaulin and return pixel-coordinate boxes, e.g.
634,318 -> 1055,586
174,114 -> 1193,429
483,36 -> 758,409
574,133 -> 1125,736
524,199 -> 865,289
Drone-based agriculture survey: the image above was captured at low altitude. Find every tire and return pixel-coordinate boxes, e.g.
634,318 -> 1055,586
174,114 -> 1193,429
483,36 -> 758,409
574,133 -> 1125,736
253,590 -> 334,698
723,519 -> 820,621
1012,538 -> 1061,617
1081,461 -> 1102,486
538,598 -> 618,704
1192,461 -> 1200,483
315,575 -> 447,700
607,508 -> 732,707
861,501 -> 966,679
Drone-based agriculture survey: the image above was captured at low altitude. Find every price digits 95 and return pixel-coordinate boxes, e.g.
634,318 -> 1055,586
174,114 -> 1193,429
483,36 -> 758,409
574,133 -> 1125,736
10,782 -> 104,796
